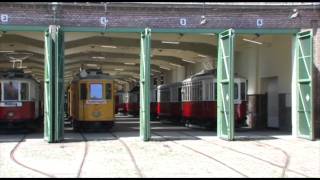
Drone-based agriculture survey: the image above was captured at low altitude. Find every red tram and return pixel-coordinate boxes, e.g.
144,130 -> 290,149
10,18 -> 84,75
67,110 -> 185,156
120,69 -> 248,129
157,82 -> 182,123
115,94 -> 119,114
115,91 -> 122,114
181,70 -> 247,128
150,87 -> 158,120
126,86 -> 140,116
115,91 -> 128,114
0,69 -> 42,127
123,86 -> 158,119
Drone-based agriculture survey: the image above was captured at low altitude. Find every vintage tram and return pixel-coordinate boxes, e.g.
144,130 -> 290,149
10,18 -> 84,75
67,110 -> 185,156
150,86 -> 158,120
115,90 -> 127,114
124,85 -> 158,119
68,68 -> 116,131
126,86 -> 140,116
181,69 -> 247,128
157,82 -> 182,123
0,69 -> 42,128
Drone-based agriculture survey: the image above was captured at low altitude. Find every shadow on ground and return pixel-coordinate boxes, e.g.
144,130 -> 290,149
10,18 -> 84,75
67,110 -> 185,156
0,115 -> 292,143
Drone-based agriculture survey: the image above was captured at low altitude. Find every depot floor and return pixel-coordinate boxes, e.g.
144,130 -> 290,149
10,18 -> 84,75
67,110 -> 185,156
0,115 -> 319,178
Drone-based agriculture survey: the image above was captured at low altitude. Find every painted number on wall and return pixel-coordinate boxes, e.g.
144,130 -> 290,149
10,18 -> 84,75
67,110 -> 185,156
256,19 -> 263,28
180,18 -> 187,26
100,17 -> 108,26
1,14 -> 8,23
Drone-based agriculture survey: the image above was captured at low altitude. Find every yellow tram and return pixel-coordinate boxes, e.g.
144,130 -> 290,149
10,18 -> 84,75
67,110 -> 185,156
68,68 -> 115,131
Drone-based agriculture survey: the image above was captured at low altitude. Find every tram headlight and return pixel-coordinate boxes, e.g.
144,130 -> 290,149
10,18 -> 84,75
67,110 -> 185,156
7,112 -> 14,118
92,111 -> 101,118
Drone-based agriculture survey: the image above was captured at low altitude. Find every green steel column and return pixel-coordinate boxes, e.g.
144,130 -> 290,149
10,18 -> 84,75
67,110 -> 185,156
44,25 -> 64,143
296,30 -> 314,140
44,28 -> 54,142
140,28 -> 151,141
217,29 -> 235,141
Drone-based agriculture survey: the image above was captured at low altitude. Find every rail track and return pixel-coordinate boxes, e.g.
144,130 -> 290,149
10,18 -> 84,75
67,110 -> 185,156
109,132 -> 144,178
151,131 -> 249,177
177,131 -> 307,178
10,134 -> 56,178
10,131 -> 89,178
77,131 -> 89,178
7,125 -> 310,178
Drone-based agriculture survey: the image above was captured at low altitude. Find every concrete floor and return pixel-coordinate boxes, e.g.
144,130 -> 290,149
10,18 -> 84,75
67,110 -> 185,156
0,115 -> 319,178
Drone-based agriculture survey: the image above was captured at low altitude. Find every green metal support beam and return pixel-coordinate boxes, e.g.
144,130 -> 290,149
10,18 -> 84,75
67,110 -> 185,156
296,30 -> 314,140
217,29 -> 235,141
44,25 -> 65,143
44,27 -> 54,143
140,28 -> 151,141
0,25 -> 48,32
62,26 -> 299,34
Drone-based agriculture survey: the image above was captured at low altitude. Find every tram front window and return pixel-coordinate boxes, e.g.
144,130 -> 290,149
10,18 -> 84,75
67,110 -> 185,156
4,81 -> 19,101
20,83 -> 29,101
90,83 -> 103,100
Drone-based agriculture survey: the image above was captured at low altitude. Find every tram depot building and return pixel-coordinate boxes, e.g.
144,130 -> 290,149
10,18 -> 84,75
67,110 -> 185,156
0,2 -> 320,142
0,2 -> 320,177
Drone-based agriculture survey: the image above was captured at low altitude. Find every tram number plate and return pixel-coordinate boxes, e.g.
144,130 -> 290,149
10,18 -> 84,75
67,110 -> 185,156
0,102 -> 22,107
86,100 -> 107,104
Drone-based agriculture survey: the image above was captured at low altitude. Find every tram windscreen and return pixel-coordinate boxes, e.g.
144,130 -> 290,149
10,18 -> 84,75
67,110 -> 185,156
80,83 -> 87,100
20,83 -> 29,101
90,83 -> 103,100
241,82 -> 246,100
214,83 -> 217,100
105,83 -> 112,100
4,81 -> 19,100
234,83 -> 239,100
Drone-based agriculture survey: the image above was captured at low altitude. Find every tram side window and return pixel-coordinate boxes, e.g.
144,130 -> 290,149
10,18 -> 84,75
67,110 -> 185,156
188,85 -> 190,101
241,82 -> 246,100
214,82 -> 217,100
90,84 -> 103,100
192,85 -> 195,101
155,90 -> 157,102
194,85 -> 197,101
209,82 -> 213,101
20,83 -> 29,101
184,86 -> 187,101
0,83 -> 1,101
184,84 -> 188,101
234,83 -> 239,100
105,83 -> 112,100
80,83 -> 87,100
4,81 -> 19,101
199,83 -> 202,101
178,87 -> 182,102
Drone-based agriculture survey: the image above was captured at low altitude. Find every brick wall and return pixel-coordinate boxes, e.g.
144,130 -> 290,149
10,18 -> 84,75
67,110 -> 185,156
0,3 -> 319,29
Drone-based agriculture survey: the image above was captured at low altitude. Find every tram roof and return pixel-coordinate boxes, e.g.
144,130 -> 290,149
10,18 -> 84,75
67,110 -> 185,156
0,68 -> 37,81
71,68 -> 113,82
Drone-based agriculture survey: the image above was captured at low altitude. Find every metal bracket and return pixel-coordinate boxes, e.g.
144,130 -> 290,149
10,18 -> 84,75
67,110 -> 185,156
104,2 -> 108,32
52,3 -> 58,25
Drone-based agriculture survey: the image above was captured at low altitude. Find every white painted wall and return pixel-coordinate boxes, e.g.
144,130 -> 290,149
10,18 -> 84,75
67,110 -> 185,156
185,62 -> 202,78
234,46 -> 259,95
257,36 -> 292,94
164,66 -> 186,84
235,35 -> 292,96
184,58 -> 215,79
291,35 -> 297,137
